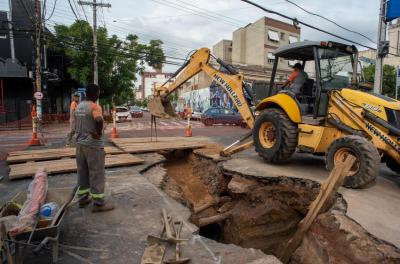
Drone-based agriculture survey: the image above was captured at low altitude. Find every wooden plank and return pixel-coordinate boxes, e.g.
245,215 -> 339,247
8,154 -> 143,180
114,141 -> 206,154
7,147 -> 123,164
111,136 -> 211,145
278,155 -> 356,263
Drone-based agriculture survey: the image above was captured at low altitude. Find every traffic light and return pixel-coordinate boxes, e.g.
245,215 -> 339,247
378,41 -> 390,57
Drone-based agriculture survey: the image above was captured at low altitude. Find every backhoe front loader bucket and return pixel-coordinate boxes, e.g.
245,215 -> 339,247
148,96 -> 179,119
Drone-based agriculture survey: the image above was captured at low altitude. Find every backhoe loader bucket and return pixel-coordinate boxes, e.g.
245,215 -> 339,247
148,96 -> 179,119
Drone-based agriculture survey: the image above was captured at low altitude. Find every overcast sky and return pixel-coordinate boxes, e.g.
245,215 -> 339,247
1,0 -> 382,72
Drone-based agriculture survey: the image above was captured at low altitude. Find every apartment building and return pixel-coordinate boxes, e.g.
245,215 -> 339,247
211,17 -> 301,83
232,17 -> 300,72
140,68 -> 174,99
180,16 -> 301,107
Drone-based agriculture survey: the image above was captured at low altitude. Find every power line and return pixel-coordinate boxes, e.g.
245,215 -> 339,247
44,0 -> 58,21
44,7 -> 195,55
241,0 -> 400,59
77,0 -> 89,22
172,0 -> 247,25
149,0 -> 242,27
240,1 -> 368,49
284,0 -> 377,44
67,0 -> 79,20
71,0 -> 83,20
100,0 -> 106,27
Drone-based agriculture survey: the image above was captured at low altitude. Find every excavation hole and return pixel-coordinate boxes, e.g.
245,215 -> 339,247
162,150 -> 325,256
159,148 -> 400,263
199,223 -> 222,241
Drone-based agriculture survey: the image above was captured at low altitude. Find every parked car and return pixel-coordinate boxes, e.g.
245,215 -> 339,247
179,110 -> 202,120
191,111 -> 202,120
115,106 -> 130,122
129,106 -> 143,118
201,107 -> 245,127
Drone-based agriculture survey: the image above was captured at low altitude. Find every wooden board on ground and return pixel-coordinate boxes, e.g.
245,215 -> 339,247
8,153 -> 143,180
278,155 -> 356,263
111,136 -> 211,144
113,140 -> 207,154
7,147 -> 123,164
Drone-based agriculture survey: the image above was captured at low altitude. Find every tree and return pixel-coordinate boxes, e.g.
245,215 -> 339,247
362,64 -> 396,97
48,21 -> 165,104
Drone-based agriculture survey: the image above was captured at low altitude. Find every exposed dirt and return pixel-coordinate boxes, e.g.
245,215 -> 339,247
163,150 -> 214,208
160,147 -> 400,264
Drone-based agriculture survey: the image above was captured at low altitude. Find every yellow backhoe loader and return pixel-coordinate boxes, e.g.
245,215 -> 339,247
149,41 -> 400,188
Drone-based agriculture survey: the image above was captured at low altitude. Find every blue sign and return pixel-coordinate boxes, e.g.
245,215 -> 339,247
386,0 -> 400,22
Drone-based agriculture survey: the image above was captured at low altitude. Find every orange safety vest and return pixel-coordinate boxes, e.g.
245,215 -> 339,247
31,105 -> 37,118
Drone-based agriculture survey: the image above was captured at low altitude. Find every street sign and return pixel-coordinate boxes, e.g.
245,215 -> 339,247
34,91 -> 43,100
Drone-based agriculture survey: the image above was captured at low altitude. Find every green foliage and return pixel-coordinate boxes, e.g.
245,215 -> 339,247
48,20 -> 165,104
362,64 -> 396,97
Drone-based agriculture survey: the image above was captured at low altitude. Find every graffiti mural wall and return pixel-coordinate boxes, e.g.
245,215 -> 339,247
210,84 -> 234,109
179,84 -> 236,113
182,88 -> 210,113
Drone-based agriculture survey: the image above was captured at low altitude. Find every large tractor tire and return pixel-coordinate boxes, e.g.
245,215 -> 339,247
253,108 -> 298,163
326,135 -> 380,188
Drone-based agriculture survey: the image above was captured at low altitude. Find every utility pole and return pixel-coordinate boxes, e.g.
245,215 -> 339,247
34,0 -> 42,120
28,0 -> 42,146
8,0 -> 15,63
78,0 -> 111,85
373,0 -> 387,94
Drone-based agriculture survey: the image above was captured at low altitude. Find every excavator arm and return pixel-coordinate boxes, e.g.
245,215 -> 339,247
148,48 -> 255,154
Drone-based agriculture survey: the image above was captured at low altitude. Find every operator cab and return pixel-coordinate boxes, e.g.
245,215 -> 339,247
270,41 -> 359,122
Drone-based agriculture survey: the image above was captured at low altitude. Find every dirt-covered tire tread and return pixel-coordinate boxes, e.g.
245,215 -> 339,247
326,135 -> 380,188
253,108 -> 298,163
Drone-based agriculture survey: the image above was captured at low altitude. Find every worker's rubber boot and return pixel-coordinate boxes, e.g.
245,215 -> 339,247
78,195 -> 91,208
92,202 -> 114,213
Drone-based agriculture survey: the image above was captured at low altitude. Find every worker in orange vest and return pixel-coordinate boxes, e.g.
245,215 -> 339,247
66,93 -> 80,146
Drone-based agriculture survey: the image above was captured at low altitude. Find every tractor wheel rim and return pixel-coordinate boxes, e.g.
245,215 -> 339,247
334,148 -> 360,176
259,122 -> 277,148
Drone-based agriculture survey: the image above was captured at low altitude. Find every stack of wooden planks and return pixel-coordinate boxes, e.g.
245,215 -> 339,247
7,137 -> 212,180
7,147 -> 144,180
7,146 -> 123,164
110,137 -> 209,154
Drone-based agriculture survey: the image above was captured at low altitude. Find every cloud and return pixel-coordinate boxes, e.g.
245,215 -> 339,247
104,0 -> 381,71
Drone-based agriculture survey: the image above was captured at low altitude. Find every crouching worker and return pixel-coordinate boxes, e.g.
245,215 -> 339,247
75,83 -> 114,212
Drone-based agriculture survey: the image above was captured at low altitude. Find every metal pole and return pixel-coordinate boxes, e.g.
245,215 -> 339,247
92,0 -> 98,85
78,0 -> 110,90
34,0 -> 42,120
8,0 -> 15,63
373,0 -> 387,94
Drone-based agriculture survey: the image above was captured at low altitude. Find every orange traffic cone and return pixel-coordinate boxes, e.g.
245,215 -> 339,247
28,106 -> 41,146
110,107 -> 119,138
28,131 -> 40,146
111,127 -> 119,138
185,124 -> 192,137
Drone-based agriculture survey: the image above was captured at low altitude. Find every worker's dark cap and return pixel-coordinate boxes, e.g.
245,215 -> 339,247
73,93 -> 80,97
292,62 -> 302,69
